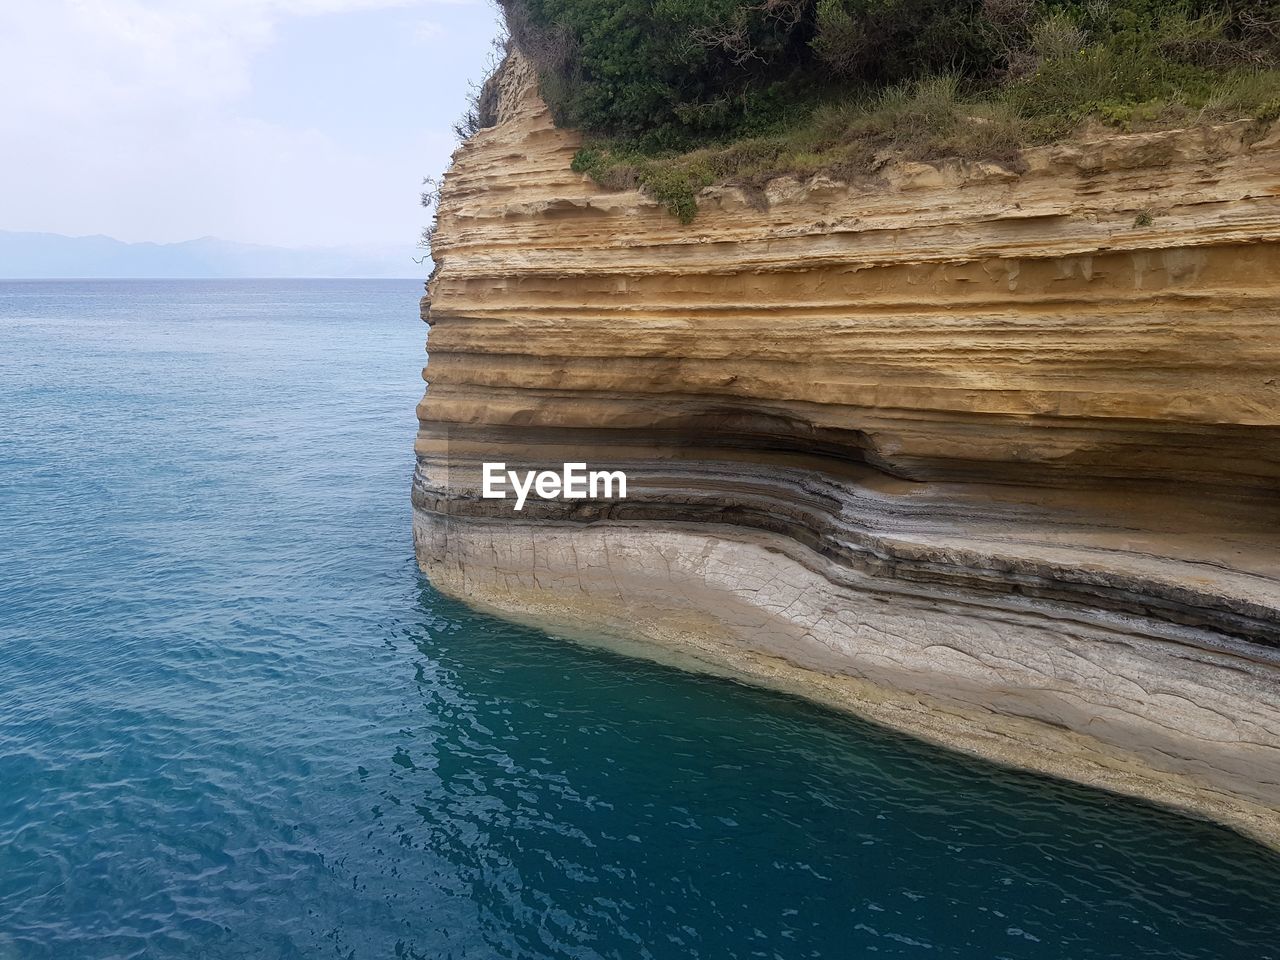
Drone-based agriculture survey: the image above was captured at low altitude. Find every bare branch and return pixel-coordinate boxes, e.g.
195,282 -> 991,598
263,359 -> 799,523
756,0 -> 808,29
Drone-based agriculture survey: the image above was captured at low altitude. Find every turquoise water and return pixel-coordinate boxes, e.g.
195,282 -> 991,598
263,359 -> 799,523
1,280 -> 1277,960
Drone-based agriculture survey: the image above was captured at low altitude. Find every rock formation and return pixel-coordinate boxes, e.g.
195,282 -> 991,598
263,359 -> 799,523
414,52 -> 1280,846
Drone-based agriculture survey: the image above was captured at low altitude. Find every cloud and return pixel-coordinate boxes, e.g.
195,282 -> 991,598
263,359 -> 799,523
0,0 -> 491,247
411,19 -> 446,43
1,1 -> 438,117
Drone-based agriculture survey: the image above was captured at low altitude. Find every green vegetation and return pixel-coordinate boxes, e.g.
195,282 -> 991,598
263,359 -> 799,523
500,0 -> 1280,221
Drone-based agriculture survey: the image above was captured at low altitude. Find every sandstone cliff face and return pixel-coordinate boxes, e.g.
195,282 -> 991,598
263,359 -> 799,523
414,53 -> 1280,845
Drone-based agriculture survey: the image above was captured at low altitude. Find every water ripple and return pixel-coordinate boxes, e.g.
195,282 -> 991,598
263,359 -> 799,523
0,280 -> 1277,959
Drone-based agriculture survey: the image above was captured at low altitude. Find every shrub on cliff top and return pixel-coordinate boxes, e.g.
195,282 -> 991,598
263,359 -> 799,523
502,0 -> 998,144
497,0 -> 1280,219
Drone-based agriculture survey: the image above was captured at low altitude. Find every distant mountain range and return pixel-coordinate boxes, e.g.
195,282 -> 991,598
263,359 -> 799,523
0,230 -> 425,279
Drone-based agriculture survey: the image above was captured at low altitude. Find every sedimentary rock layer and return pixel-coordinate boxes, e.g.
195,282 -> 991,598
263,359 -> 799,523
414,53 -> 1280,844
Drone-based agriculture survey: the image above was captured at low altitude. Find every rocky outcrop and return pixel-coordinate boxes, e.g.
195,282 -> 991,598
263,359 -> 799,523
414,53 -> 1280,846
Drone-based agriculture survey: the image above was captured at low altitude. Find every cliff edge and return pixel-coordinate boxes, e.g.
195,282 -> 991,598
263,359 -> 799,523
414,52 -> 1280,846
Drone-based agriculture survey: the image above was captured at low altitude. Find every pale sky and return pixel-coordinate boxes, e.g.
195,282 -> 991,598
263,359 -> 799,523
0,0 -> 502,248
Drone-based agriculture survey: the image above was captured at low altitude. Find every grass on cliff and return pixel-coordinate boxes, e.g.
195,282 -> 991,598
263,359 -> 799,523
500,0 -> 1280,222
572,66 -> 1280,222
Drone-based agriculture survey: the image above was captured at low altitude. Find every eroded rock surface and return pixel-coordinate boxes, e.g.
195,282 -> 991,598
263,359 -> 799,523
414,52 -> 1280,845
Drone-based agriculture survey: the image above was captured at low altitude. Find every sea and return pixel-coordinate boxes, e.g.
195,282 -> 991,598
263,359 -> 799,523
1,279 -> 1277,959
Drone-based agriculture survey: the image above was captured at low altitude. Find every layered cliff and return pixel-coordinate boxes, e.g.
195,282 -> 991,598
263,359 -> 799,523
414,53 -> 1280,845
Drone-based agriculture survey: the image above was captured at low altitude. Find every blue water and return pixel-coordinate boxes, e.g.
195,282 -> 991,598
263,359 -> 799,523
1,279 -> 1277,960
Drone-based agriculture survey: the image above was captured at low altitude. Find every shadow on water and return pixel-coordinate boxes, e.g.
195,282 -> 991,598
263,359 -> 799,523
345,578 -> 1280,960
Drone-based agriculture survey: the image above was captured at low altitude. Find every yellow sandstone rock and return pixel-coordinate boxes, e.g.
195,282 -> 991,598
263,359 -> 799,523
414,52 -> 1280,846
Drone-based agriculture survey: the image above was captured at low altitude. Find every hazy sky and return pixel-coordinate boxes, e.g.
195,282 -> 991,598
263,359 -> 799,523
0,0 -> 502,248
